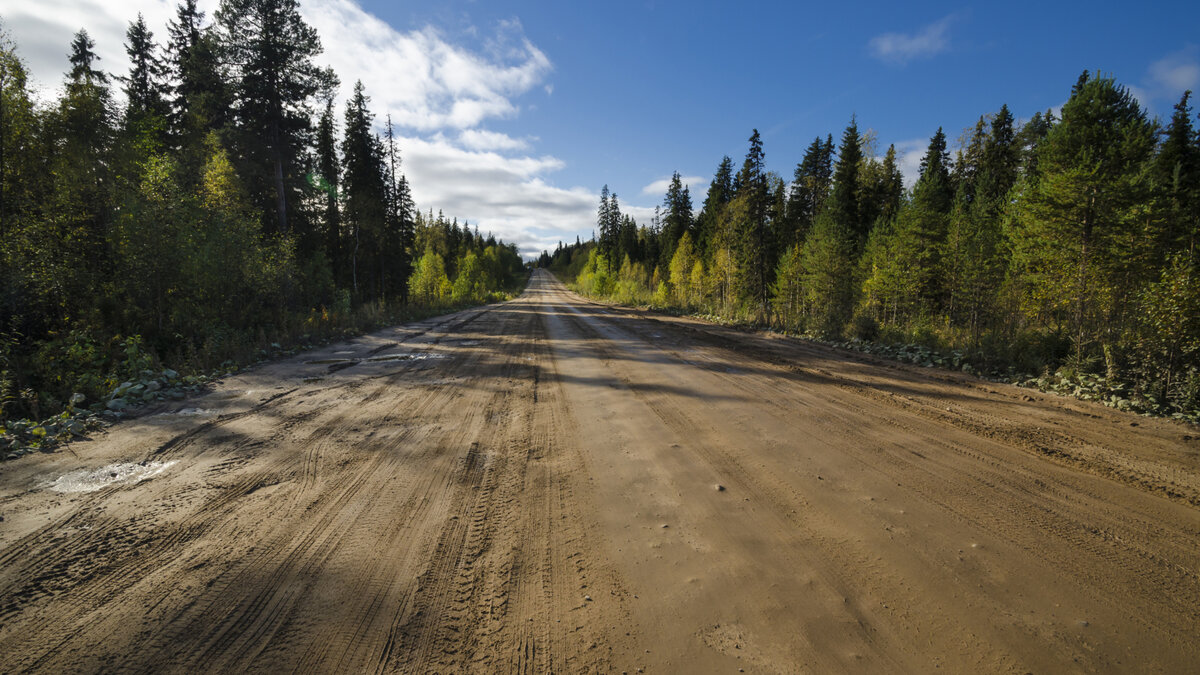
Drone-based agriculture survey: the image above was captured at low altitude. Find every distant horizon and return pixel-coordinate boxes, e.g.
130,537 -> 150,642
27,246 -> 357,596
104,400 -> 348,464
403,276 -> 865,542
5,0 -> 1198,259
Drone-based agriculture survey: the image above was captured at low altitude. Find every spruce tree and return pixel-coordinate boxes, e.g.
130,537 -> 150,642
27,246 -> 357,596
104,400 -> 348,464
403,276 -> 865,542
830,118 -> 865,246
802,210 -> 856,335
1010,71 -> 1157,371
659,171 -> 693,266
122,14 -> 168,131
734,129 -> 772,317
1154,91 -> 1199,259
877,144 -> 904,222
888,127 -> 955,311
1016,109 -> 1054,179
978,104 -> 1019,206
383,114 -> 414,299
597,185 -> 616,260
315,95 -> 340,279
696,156 -> 734,257
340,80 -> 386,297
217,0 -> 323,235
786,135 -> 836,248
166,0 -> 230,149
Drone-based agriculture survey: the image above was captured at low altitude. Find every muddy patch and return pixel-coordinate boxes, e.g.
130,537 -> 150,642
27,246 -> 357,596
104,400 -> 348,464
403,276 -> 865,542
156,408 -> 215,417
48,461 -> 178,493
367,352 -> 447,362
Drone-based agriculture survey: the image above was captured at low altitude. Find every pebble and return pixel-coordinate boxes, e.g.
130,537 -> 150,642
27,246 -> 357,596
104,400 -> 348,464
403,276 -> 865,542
584,595 -> 592,602
714,484 -> 725,491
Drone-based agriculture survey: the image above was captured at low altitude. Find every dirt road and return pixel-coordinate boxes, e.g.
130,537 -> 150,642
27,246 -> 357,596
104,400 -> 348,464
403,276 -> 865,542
1,270 -> 1198,673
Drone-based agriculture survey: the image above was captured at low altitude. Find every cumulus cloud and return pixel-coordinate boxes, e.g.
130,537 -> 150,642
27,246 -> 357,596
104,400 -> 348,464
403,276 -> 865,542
1134,47 -> 1200,113
2,0 -> 189,95
640,175 -> 708,197
304,2 -> 551,131
868,16 -> 952,65
1148,47 -> 1200,93
455,129 -> 533,152
398,136 -> 596,258
3,0 -> 604,258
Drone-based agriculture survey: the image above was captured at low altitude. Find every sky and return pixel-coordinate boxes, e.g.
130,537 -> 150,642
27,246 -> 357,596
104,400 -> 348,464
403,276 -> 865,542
3,0 -> 1199,258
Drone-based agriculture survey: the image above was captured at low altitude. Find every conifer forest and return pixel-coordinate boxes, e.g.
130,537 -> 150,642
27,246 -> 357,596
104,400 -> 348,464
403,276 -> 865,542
0,1 -> 524,426
543,73 -> 1200,423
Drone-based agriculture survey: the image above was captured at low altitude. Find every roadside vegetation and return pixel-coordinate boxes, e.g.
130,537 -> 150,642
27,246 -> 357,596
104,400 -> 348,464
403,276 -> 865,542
540,72 -> 1200,424
0,2 -> 525,456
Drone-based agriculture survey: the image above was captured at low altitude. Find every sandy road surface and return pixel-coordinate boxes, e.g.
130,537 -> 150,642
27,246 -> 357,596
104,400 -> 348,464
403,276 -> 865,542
1,269 -> 1198,673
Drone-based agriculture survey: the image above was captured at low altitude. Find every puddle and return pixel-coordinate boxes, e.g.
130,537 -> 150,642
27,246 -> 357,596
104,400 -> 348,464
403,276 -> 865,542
49,461 -> 178,493
366,353 -> 447,362
155,408 -> 215,418
304,353 -> 448,366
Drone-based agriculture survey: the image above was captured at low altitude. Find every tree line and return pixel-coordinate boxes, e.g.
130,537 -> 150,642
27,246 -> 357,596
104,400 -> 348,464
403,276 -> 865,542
0,0 -> 524,422
541,72 -> 1199,416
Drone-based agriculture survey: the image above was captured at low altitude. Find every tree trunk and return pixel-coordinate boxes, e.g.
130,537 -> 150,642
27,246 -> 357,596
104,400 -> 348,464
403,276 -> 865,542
271,120 -> 287,235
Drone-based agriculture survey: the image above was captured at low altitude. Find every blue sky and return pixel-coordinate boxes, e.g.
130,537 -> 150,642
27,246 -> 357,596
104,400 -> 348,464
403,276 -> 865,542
4,0 -> 1199,257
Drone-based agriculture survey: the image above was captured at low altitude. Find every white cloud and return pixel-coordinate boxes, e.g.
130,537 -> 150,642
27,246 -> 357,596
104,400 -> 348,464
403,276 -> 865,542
868,16 -> 952,65
1148,47 -> 1200,93
640,175 -> 708,197
455,128 -> 532,152
303,1 -> 551,131
621,205 -> 659,227
2,0 -> 192,96
398,136 -> 597,258
892,138 -> 928,189
1135,47 -> 1200,114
